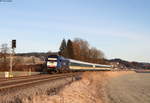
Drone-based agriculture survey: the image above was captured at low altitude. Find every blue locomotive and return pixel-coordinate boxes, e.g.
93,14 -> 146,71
46,55 -> 69,73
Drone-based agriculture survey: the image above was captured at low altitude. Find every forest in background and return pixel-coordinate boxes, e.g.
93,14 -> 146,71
58,38 -> 108,64
0,38 -> 149,72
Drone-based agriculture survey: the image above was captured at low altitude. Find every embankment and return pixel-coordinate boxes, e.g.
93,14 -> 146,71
23,71 -> 135,103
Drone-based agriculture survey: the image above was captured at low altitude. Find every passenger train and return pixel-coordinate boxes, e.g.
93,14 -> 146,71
46,55 -> 112,73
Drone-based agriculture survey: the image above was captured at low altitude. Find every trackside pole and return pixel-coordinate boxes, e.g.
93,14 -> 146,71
10,48 -> 12,77
9,40 -> 16,77
10,48 -> 15,77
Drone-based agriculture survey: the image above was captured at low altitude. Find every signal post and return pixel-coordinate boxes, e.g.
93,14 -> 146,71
10,40 -> 16,77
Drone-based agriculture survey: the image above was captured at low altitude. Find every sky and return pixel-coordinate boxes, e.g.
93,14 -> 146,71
0,0 -> 150,62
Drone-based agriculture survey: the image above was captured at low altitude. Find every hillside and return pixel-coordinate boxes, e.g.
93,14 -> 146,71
109,59 -> 150,69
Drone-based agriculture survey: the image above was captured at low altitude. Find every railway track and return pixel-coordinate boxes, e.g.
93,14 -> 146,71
0,73 -> 79,91
0,74 -> 43,81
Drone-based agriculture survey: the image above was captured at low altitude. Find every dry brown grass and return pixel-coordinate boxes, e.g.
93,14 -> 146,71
105,71 -> 135,78
37,71 -> 135,103
0,77 -> 74,103
0,71 -> 135,103
26,72 -> 107,103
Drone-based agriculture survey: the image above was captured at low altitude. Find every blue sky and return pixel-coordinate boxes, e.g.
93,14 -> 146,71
0,0 -> 150,62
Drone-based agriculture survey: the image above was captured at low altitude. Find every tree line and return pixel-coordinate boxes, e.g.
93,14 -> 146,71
59,38 -> 108,64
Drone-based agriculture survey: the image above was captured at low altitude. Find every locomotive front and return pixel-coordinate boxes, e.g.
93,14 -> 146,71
47,55 -> 59,72
46,55 -> 70,73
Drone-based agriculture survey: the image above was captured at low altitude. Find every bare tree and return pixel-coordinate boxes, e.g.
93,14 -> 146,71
0,43 -> 9,70
1,44 -> 9,54
1,43 -> 9,61
73,38 -> 90,60
71,38 -> 105,63
72,40 -> 81,60
89,47 -> 104,59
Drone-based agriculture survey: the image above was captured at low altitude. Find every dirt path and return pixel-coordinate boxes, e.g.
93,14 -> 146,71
105,73 -> 150,103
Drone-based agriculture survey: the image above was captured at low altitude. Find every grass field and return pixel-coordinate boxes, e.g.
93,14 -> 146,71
105,72 -> 150,103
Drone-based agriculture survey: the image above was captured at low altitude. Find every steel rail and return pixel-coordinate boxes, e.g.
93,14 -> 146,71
0,73 -> 76,84
0,74 -> 73,87
0,74 -> 43,81
0,73 -> 77,91
0,74 -> 59,85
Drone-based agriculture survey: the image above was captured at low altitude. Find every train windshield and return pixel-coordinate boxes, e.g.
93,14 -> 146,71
47,55 -> 58,61
48,58 -> 57,61
47,57 -> 57,67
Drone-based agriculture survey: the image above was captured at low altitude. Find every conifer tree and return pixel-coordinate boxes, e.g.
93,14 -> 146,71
67,39 -> 74,59
59,39 -> 67,57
